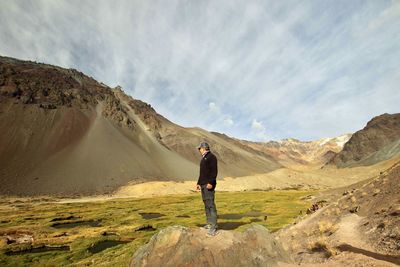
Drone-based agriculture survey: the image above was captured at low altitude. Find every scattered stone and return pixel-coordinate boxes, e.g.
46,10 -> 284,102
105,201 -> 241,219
39,102 -> 57,109
349,206 -> 360,213
307,203 -> 322,214
6,234 -> 33,245
373,189 -> 381,196
377,222 -> 385,229
389,205 -> 400,216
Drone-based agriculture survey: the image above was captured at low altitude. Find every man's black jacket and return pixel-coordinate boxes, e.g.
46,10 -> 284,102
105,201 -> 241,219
197,151 -> 218,189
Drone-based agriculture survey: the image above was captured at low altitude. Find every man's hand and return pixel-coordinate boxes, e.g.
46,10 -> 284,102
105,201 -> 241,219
196,184 -> 201,191
206,183 -> 213,189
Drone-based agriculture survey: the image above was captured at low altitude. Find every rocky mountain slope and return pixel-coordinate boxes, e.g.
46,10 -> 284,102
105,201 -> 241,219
330,113 -> 400,168
113,89 -> 282,177
0,56 -> 282,195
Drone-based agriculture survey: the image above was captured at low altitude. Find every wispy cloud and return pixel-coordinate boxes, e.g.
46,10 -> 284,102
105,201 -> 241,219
1,0 -> 399,141
250,119 -> 271,141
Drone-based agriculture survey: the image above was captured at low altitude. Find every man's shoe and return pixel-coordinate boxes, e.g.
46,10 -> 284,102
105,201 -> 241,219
206,228 -> 218,237
202,224 -> 211,229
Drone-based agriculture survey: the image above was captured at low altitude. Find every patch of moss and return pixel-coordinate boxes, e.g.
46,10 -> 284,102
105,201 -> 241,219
0,190 -> 313,266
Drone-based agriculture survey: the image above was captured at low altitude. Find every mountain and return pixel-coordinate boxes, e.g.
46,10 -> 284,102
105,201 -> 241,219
112,89 -> 282,177
238,134 -> 352,168
330,113 -> 400,168
0,56 -> 281,195
2,56 -> 398,196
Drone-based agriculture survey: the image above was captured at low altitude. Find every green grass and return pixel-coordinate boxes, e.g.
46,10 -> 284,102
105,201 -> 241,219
0,190 -> 313,266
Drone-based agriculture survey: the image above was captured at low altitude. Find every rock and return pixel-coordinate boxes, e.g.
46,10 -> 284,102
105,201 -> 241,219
0,84 -> 19,96
39,102 -> 57,109
389,205 -> 400,216
6,234 -> 33,245
21,91 -> 33,104
102,95 -> 136,130
349,206 -> 360,213
130,224 -> 292,267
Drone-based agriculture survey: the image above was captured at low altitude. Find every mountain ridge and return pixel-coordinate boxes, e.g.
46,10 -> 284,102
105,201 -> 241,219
0,56 -> 282,195
1,55 -> 399,196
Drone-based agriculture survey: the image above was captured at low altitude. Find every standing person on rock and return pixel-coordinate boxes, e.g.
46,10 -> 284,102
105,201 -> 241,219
196,142 -> 218,236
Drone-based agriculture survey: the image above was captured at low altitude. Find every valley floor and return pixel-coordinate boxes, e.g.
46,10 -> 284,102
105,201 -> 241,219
114,156 -> 399,199
0,190 -> 312,267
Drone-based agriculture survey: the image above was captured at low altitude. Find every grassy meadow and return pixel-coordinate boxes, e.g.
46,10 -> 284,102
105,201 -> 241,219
0,190 -> 314,266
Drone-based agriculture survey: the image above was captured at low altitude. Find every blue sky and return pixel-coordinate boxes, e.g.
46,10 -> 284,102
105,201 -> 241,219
1,0 -> 399,141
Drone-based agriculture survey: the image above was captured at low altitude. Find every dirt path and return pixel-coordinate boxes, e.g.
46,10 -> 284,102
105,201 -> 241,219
332,214 -> 371,249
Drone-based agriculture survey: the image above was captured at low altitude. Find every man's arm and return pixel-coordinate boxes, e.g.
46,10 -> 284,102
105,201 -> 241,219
196,158 -> 204,190
206,155 -> 218,185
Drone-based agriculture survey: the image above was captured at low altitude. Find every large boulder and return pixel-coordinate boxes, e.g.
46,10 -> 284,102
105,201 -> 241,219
130,224 -> 292,267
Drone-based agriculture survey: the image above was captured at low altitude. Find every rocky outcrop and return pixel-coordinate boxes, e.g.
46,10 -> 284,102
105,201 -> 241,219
130,224 -> 292,267
112,87 -> 164,139
102,94 -> 136,130
0,56 -> 134,131
331,113 -> 400,167
0,57 -> 102,108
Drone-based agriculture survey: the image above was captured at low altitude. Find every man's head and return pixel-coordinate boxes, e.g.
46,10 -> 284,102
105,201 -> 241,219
197,142 -> 210,155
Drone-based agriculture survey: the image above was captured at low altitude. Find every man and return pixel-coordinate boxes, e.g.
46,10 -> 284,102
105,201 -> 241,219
196,142 -> 218,236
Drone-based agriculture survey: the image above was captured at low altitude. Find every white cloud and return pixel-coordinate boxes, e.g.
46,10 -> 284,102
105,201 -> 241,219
223,117 -> 234,127
208,102 -> 219,113
250,119 -> 272,141
251,119 -> 264,131
0,0 -> 399,141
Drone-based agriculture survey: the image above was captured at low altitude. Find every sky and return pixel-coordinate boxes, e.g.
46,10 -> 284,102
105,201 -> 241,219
1,0 -> 399,141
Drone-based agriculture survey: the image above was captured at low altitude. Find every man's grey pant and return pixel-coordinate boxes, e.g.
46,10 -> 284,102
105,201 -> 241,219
201,185 -> 217,229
